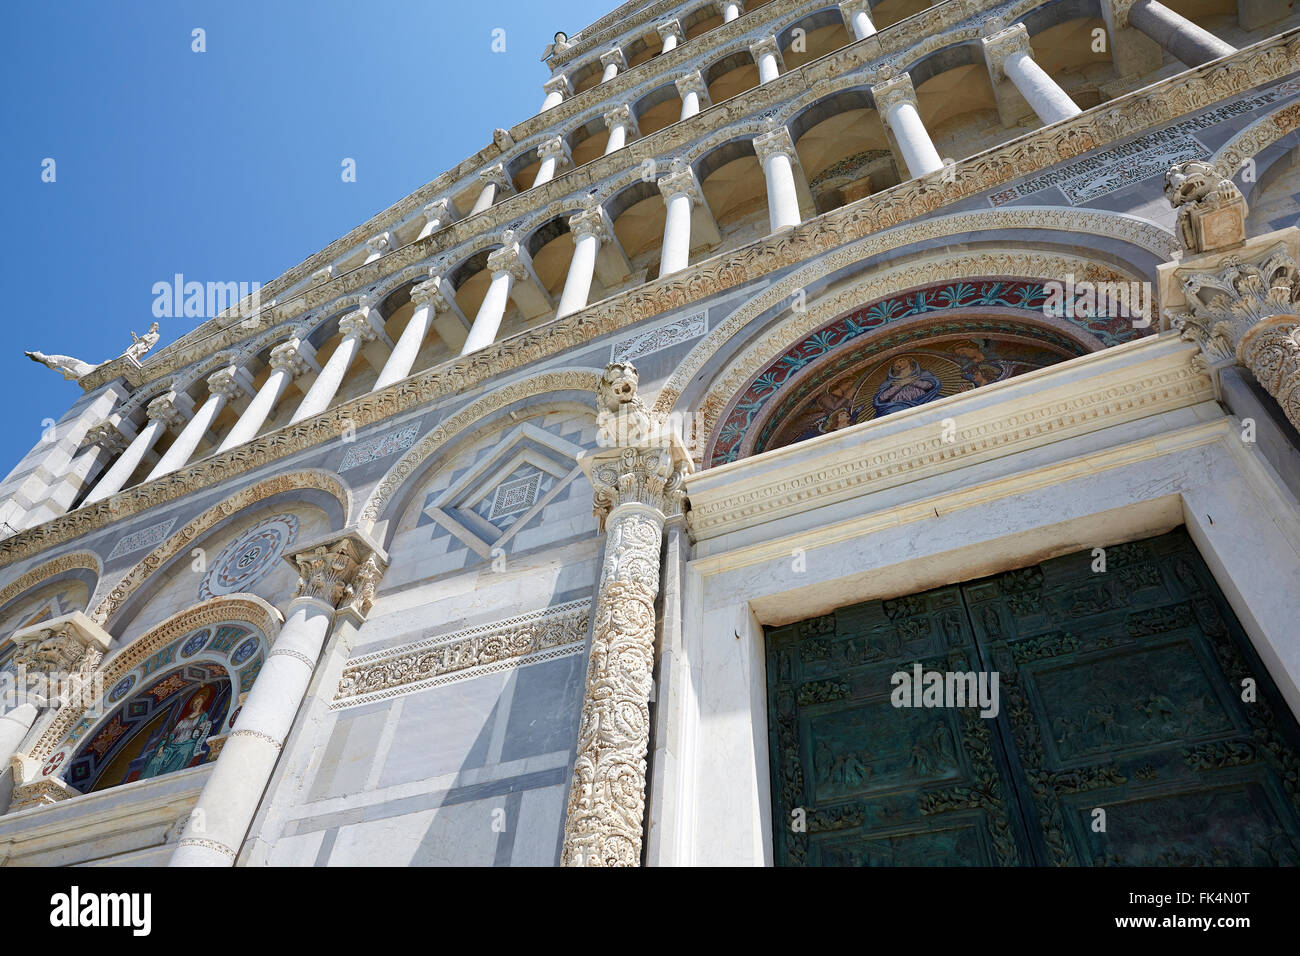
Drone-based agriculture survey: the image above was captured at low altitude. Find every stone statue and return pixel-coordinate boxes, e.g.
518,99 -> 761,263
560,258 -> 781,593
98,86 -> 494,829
24,350 -> 105,381
596,360 -> 655,448
123,322 -> 161,363
1164,160 -> 1247,253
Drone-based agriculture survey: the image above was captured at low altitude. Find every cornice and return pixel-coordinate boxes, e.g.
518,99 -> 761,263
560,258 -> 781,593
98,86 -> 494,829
684,334 -> 1216,538
6,34 -> 1295,571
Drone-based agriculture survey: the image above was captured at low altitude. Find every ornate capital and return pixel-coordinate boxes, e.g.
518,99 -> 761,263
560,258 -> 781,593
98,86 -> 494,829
1165,159 -> 1248,254
749,35 -> 781,63
872,72 -> 919,119
675,70 -> 709,103
753,123 -> 797,165
599,47 -> 627,71
569,201 -> 612,244
657,157 -> 703,205
982,23 -> 1031,79
288,534 -> 386,614
365,232 -> 391,256
10,611 -> 111,681
839,0 -> 872,21
410,275 -> 453,311
479,162 -> 514,193
145,391 -> 191,428
715,0 -> 744,15
422,197 -> 454,225
81,420 -> 129,455
604,104 -> 639,136
339,309 -> 384,343
487,232 -> 532,282
537,134 -> 572,166
543,74 -> 572,97
656,19 -> 684,44
268,336 -> 318,377
311,266 -> 334,285
206,364 -> 252,402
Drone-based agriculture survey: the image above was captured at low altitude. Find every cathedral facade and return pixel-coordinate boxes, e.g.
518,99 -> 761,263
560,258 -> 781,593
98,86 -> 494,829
2,0 -> 1300,866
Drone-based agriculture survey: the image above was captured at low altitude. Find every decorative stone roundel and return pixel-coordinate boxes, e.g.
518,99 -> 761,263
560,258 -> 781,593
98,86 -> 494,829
231,636 -> 260,666
198,514 -> 299,601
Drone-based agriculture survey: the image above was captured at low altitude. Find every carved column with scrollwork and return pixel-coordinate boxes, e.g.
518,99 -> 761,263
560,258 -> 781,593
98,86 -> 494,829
561,363 -> 690,866
170,531 -> 385,866
1157,161 -> 1300,434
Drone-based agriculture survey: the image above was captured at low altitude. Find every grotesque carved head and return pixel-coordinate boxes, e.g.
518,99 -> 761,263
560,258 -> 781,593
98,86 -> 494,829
598,361 -> 641,415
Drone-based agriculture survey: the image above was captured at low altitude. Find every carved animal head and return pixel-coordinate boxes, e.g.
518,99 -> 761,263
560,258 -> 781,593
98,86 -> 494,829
1164,160 -> 1222,208
598,361 -> 641,415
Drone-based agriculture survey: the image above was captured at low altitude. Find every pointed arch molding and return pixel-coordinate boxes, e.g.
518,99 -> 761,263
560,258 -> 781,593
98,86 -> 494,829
650,209 -> 1175,458
0,552 -> 101,620
28,595 -> 283,763
1210,101 -> 1300,179
90,470 -> 349,627
359,369 -> 602,527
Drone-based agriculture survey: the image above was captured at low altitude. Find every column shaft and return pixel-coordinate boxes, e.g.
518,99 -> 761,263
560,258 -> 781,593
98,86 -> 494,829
557,232 -> 601,318
171,598 -> 333,866
0,704 -> 38,773
290,334 -> 361,424
83,418 -> 166,504
887,101 -> 944,177
535,156 -> 559,186
849,9 -> 875,39
721,1 -> 742,21
146,393 -> 225,481
1003,50 -> 1082,124
762,151 -> 802,232
374,300 -> 434,390
1128,0 -> 1235,66
602,62 -> 619,82
756,49 -> 781,84
660,192 -> 693,276
680,90 -> 702,119
218,369 -> 291,452
605,123 -> 628,154
541,89 -> 564,111
461,271 -> 514,355
470,182 -> 498,215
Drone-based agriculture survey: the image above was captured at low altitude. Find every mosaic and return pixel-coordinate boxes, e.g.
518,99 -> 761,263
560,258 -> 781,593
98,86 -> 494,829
198,513 -> 299,600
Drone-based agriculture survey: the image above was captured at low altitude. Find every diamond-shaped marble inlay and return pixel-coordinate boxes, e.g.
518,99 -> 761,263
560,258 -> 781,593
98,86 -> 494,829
489,472 -> 542,520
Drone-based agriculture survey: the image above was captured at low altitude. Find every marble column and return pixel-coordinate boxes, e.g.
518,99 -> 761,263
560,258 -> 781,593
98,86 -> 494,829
604,105 -> 639,154
534,136 -> 572,186
657,159 -> 704,277
146,364 -> 253,480
751,36 -> 783,84
676,71 -> 711,120
561,363 -> 690,866
540,74 -> 572,113
1124,0 -> 1236,66
416,198 -> 456,240
290,308 -> 385,424
218,337 -> 318,452
363,233 -> 391,264
557,203 -> 609,318
872,73 -> 944,178
983,24 -> 1081,126
171,535 -> 384,866
374,278 -> 448,389
1159,162 -> 1300,433
470,164 -> 514,215
840,0 -> 877,40
718,0 -> 744,23
461,233 -> 532,355
83,391 -> 192,504
754,123 -> 803,232
657,19 -> 684,54
600,47 -> 627,83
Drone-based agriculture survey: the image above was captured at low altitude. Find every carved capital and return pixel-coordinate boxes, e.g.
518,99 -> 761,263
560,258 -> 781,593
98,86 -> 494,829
871,72 -> 920,119
145,391 -> 192,429
479,162 -> 514,194
410,275 -> 454,311
365,232 -> 391,256
657,157 -> 703,205
537,134 -> 572,166
603,104 -> 639,136
674,70 -> 710,103
543,74 -> 572,97
839,0 -> 872,22
753,123 -> 797,165
487,232 -> 532,282
268,336 -> 319,377
599,47 -> 627,72
1110,0 -> 1140,27
715,0 -> 745,15
655,19 -> 684,44
287,534 -> 386,614
982,23 -> 1032,80
81,420 -> 130,455
749,35 -> 782,63
569,202 -> 612,244
206,364 -> 252,402
311,266 -> 335,285
339,309 -> 384,343
422,197 -> 455,225
10,611 -> 112,681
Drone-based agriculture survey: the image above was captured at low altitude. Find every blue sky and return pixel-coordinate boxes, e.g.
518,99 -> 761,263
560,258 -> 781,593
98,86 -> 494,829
0,0 -> 614,477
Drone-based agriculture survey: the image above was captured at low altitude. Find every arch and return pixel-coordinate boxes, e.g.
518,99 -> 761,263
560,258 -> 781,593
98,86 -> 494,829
608,178 -> 668,272
1210,100 -> 1300,180
778,7 -> 853,71
789,87 -> 897,214
696,137 -> 769,241
27,595 -> 282,772
634,83 -> 682,137
359,368 -> 602,537
0,552 -> 100,625
571,115 -> 614,167
91,469 -> 349,628
704,49 -> 759,105
683,5 -> 724,42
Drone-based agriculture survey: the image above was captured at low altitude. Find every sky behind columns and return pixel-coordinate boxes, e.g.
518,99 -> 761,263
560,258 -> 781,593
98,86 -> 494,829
0,0 -> 615,476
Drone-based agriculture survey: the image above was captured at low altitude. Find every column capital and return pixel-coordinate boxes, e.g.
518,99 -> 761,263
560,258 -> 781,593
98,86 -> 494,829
537,134 -> 573,166
871,71 -> 920,117
543,73 -> 572,97
206,364 -> 254,402
364,232 -> 391,257
81,419 -> 131,455
656,18 -> 684,44
675,70 -> 710,103
422,197 -> 456,225
715,0 -> 745,15
569,201 -> 613,243
753,121 -> 797,164
478,162 -> 515,194
981,22 -> 1032,78
269,336 -> 319,377
286,530 -> 388,617
486,229 -> 534,282
603,104 -> 640,137
311,265 -> 335,285
839,0 -> 873,20
599,46 -> 627,71
749,35 -> 782,63
338,308 -> 386,343
410,275 -> 455,311
657,157 -> 703,205
145,391 -> 194,428
11,611 -> 112,681
1109,0 -> 1140,27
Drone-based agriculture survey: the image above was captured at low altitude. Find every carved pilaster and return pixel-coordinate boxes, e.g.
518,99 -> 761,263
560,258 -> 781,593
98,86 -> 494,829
561,363 -> 691,867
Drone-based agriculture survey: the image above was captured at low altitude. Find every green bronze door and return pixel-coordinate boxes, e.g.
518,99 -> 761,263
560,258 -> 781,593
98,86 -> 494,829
766,529 -> 1300,866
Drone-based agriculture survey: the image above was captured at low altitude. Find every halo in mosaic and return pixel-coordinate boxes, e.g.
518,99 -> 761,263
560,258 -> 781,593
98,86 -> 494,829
199,513 -> 299,600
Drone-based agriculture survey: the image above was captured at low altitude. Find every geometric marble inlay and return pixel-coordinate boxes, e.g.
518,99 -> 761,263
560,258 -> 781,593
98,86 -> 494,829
198,513 -> 299,600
